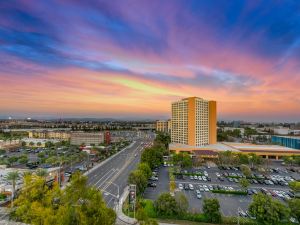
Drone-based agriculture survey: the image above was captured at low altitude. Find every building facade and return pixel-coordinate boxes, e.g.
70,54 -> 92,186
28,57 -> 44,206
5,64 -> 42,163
156,120 -> 171,133
70,132 -> 104,146
171,97 -> 217,146
28,130 -> 70,140
271,136 -> 300,150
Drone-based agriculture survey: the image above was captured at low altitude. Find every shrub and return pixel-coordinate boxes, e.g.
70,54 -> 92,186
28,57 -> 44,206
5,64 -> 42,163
212,190 -> 247,195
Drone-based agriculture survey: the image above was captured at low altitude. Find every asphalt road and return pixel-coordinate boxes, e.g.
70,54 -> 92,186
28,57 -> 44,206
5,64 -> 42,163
87,137 -> 153,208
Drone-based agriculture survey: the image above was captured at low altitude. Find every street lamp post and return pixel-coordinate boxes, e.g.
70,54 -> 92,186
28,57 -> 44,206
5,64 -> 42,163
237,207 -> 242,225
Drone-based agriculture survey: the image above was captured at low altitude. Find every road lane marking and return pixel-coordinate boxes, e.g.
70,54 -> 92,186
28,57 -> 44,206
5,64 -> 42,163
93,168 -> 116,187
97,169 -> 120,189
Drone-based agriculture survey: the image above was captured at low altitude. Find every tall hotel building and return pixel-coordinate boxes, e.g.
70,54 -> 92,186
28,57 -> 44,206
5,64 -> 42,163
171,97 -> 217,146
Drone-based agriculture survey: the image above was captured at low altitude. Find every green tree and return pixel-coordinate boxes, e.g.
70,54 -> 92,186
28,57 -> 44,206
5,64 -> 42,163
173,152 -> 192,168
29,141 -> 35,147
128,170 -> 147,195
5,171 -> 20,207
12,172 -> 116,225
36,169 -> 48,177
138,163 -> 152,179
238,154 -> 249,164
174,192 -> 188,215
18,155 -> 28,164
38,152 -> 45,158
155,132 -> 171,150
289,199 -> 300,223
240,164 -> 251,177
21,141 -> 26,147
249,193 -> 290,225
136,207 -> 159,225
239,178 -> 250,190
8,156 -> 18,165
289,181 -> 300,193
203,198 -> 221,223
37,142 -> 42,147
154,193 -> 178,216
141,147 -> 163,169
232,129 -> 241,138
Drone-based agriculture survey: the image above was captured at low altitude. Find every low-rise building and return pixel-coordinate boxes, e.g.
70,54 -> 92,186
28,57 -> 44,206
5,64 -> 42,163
22,138 -> 60,147
28,130 -> 70,140
156,120 -> 168,133
0,139 -> 21,150
70,132 -> 104,146
271,136 -> 300,150
169,142 -> 300,160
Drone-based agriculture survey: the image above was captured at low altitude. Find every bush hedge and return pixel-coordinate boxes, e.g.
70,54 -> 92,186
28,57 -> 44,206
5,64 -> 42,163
225,175 -> 264,180
212,190 -> 248,195
173,172 -> 204,176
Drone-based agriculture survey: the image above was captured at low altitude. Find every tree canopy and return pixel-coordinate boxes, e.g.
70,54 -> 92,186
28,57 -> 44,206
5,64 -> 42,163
202,198 -> 221,223
12,172 -> 116,225
154,193 -> 178,216
249,193 -> 290,225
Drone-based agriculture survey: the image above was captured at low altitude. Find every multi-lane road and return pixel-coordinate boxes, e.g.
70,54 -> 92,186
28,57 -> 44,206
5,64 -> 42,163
86,137 -> 153,208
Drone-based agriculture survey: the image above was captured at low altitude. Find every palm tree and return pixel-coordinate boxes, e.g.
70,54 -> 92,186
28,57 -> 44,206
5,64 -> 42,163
5,171 -> 20,207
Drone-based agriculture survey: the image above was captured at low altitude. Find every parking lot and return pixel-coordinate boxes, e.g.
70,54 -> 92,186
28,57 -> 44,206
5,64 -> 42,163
144,163 -> 299,217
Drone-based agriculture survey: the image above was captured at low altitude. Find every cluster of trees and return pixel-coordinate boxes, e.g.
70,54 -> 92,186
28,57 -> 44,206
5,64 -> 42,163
154,192 -> 221,223
0,154 -> 29,166
172,152 -> 192,168
154,193 -> 189,217
150,191 -> 300,225
249,193 -> 300,224
218,151 -> 263,169
140,134 -> 168,169
217,129 -> 242,141
0,131 -> 27,141
283,155 -> 300,166
128,163 -> 152,195
154,132 -> 171,149
11,172 -> 116,225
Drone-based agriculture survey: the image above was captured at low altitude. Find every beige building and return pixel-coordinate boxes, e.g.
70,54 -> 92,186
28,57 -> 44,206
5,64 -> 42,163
28,130 -> 70,140
70,132 -> 104,146
156,119 -> 172,133
171,97 -> 217,146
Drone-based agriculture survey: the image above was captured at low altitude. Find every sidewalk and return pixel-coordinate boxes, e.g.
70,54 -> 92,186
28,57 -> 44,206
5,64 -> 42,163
116,186 -> 138,225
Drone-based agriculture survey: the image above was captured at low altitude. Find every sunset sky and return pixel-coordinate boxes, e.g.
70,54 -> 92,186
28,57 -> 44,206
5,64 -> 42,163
0,0 -> 300,122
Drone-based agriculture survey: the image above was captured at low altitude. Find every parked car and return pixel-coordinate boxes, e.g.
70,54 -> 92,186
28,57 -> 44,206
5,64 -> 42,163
178,183 -> 183,190
148,182 -> 157,187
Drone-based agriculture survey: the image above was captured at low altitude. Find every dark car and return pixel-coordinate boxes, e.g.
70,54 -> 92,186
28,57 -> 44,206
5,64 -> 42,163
184,184 -> 189,190
148,182 -> 157,187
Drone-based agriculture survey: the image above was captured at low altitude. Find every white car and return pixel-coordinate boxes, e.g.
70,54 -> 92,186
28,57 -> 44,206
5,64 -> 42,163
190,176 -> 194,180
179,183 -> 183,190
196,193 -> 202,199
194,175 -> 198,180
189,184 -> 194,190
198,176 -> 202,181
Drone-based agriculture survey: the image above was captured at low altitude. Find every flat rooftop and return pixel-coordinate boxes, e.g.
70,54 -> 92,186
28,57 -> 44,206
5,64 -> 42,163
169,142 -> 300,154
273,136 -> 300,140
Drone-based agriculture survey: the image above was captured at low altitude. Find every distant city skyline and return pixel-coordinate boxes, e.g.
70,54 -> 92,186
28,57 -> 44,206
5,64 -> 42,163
1,1 -> 300,122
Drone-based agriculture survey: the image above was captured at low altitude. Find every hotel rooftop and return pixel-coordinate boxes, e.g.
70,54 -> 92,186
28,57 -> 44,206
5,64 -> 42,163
169,142 -> 300,160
